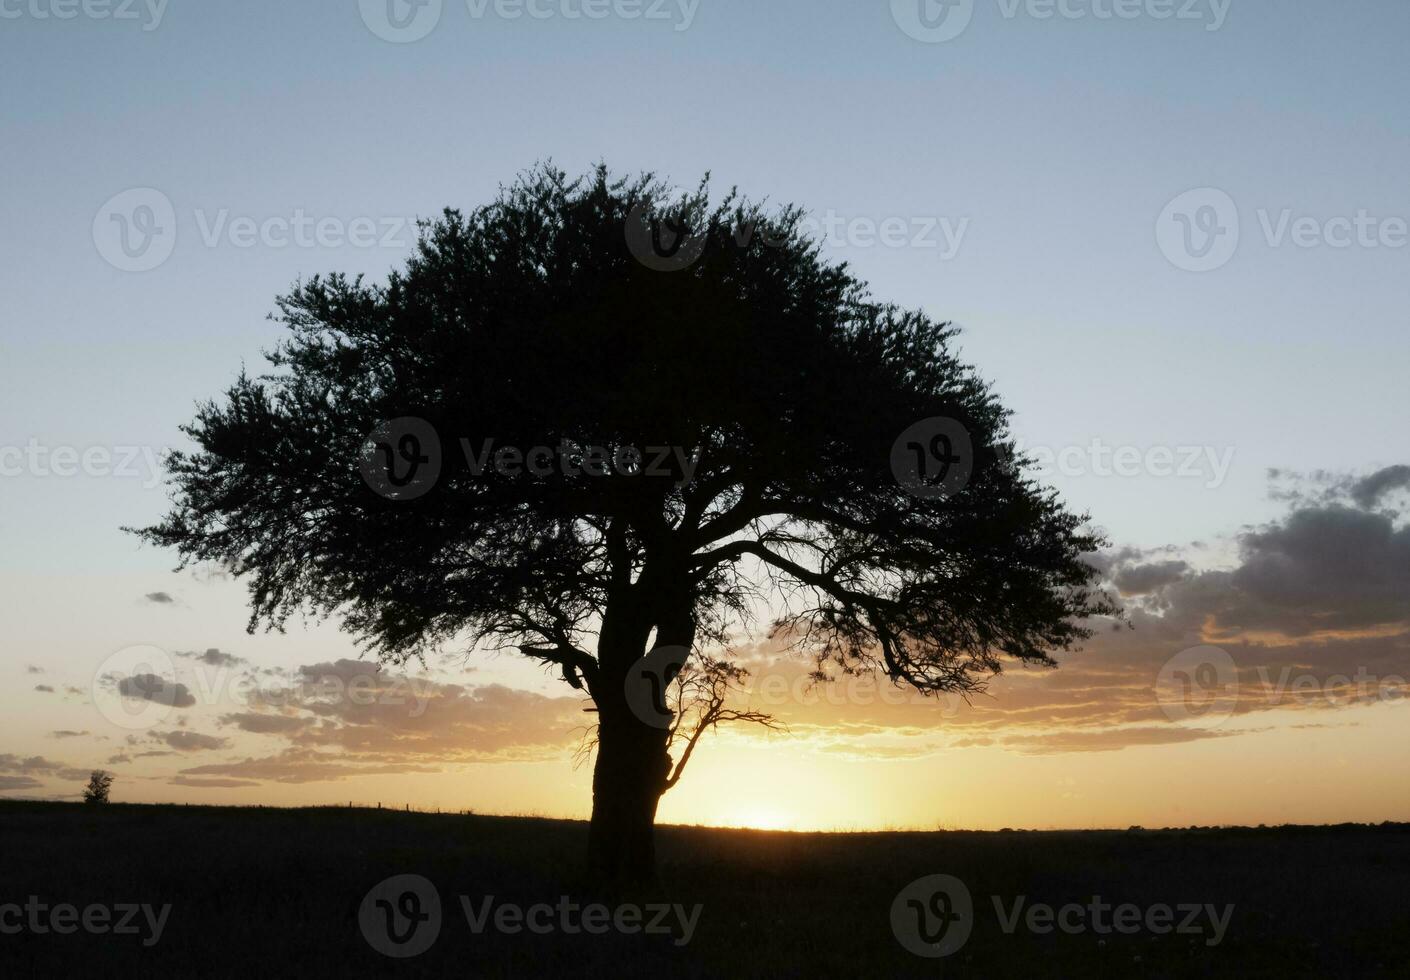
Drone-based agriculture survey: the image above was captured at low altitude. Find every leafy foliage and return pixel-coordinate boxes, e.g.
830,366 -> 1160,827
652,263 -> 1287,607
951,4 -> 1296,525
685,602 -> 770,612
82,770 -> 113,805
134,162 -> 1117,709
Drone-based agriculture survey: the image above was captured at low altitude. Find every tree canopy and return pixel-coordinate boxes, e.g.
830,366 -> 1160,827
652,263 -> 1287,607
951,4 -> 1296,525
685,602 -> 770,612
136,163 -> 1115,702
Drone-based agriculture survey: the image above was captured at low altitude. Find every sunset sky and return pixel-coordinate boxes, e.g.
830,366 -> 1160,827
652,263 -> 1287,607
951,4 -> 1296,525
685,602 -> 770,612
3,1 -> 1408,830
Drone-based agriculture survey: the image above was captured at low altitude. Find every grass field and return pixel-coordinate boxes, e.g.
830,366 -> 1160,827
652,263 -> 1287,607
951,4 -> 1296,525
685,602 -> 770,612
1,801 -> 1406,977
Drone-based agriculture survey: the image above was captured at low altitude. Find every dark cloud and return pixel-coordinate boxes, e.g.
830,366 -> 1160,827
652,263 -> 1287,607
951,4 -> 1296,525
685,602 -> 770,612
1350,465 -> 1410,510
144,591 -> 176,604
1113,560 -> 1190,596
177,648 -> 245,667
50,730 -> 89,739
0,776 -> 43,791
169,776 -> 259,789
180,749 -> 441,784
699,472 -> 1410,758
1214,507 -> 1410,636
34,684 -> 55,693
157,731 -> 228,752
220,712 -> 311,735
996,726 -> 1239,755
117,674 -> 197,708
0,754 -> 89,781
26,665 -> 43,674
190,664 -> 587,780
298,659 -> 383,684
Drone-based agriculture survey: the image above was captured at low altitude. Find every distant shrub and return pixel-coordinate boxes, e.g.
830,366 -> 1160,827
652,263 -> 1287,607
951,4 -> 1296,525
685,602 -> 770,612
82,770 -> 113,805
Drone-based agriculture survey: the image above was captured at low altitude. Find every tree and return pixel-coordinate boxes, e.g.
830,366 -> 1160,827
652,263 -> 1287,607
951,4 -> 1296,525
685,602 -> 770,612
83,770 -> 113,805
132,164 -> 1118,879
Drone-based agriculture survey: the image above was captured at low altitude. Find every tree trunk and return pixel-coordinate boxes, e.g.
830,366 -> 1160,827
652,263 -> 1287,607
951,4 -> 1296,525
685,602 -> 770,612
586,567 -> 694,882
588,701 -> 671,882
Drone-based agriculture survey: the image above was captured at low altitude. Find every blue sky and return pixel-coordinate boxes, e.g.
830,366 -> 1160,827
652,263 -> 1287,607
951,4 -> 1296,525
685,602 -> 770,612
4,0 -> 1407,575
2,0 -> 1408,822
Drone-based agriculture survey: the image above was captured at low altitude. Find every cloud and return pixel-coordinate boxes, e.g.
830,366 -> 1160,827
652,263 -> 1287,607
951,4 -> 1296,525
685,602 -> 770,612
0,776 -> 43,791
297,659 -> 383,684
144,591 -> 176,604
177,648 -> 245,667
26,665 -> 43,674
180,749 -> 441,784
1113,560 -> 1189,596
996,726 -> 1239,755
1208,507 -> 1410,637
50,730 -> 90,739
220,712 -> 311,735
169,776 -> 260,789
117,674 -> 197,708
697,469 -> 1410,758
1350,465 -> 1410,509
34,684 -> 55,693
166,661 -> 591,782
157,731 -> 228,751
0,754 -> 89,781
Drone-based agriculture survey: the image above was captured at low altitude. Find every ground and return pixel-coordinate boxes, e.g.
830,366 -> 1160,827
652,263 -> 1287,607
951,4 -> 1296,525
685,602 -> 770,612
0,801 -> 1406,977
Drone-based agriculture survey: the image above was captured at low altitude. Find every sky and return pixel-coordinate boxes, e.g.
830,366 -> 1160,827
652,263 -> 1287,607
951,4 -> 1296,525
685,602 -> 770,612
1,0 -> 1408,829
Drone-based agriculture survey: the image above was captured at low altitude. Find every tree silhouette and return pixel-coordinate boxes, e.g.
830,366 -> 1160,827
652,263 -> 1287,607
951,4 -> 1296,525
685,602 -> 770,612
83,770 -> 113,805
133,164 -> 1117,879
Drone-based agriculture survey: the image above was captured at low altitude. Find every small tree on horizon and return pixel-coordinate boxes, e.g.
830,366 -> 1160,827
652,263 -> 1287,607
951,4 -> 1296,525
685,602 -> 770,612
132,163 -> 1118,879
83,770 -> 113,805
